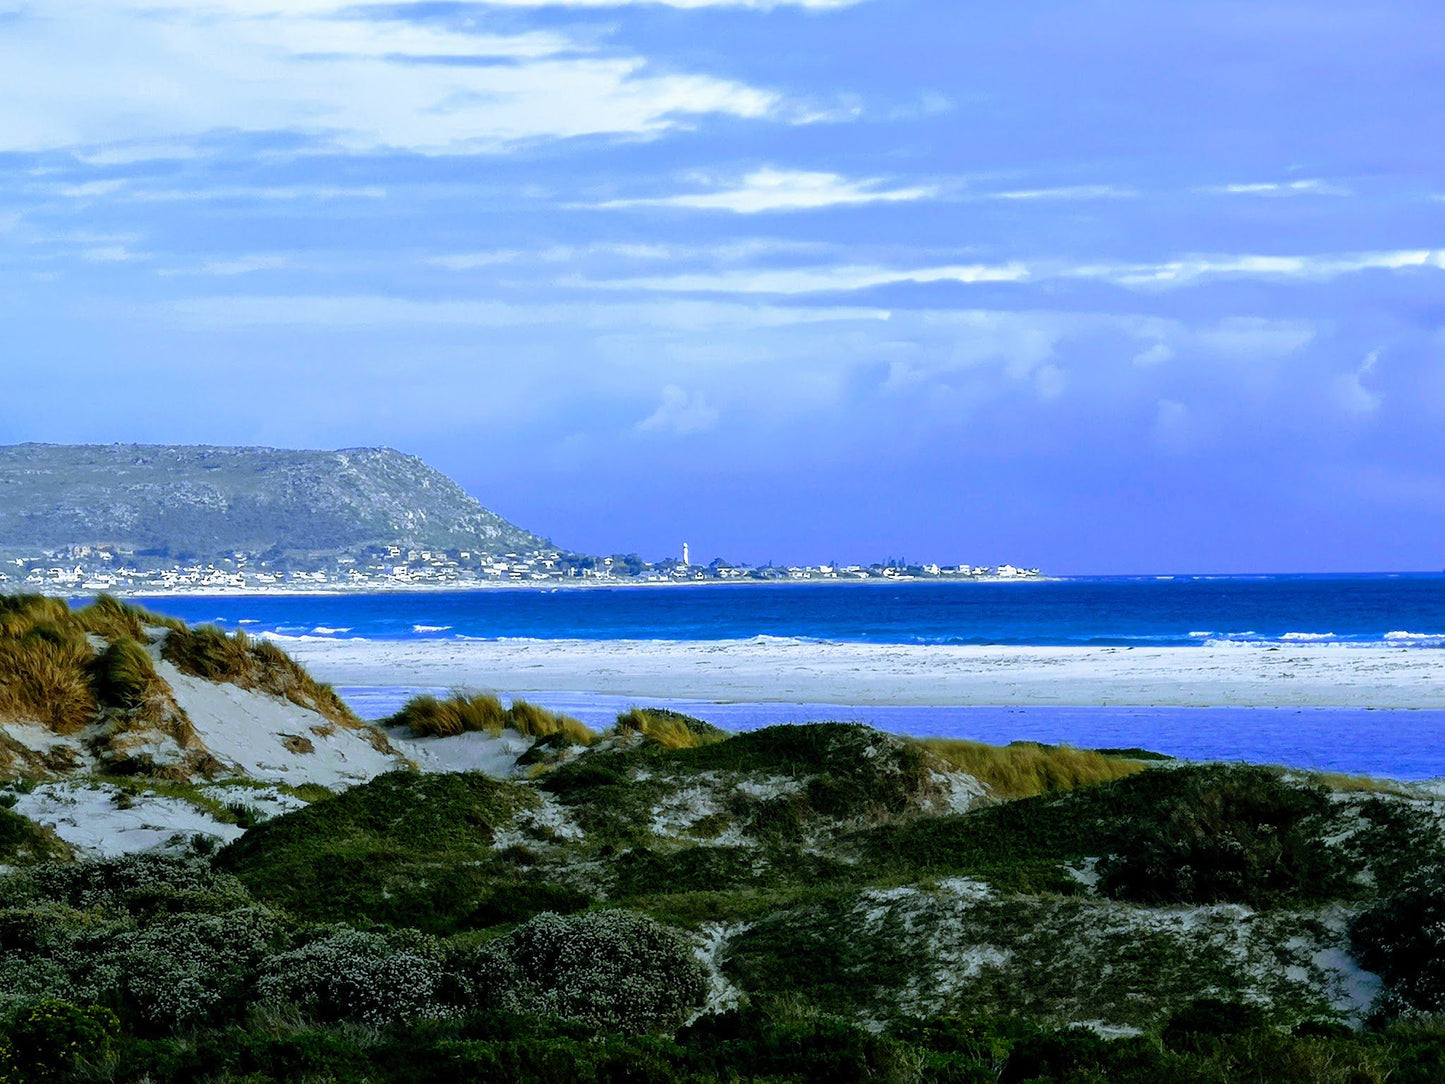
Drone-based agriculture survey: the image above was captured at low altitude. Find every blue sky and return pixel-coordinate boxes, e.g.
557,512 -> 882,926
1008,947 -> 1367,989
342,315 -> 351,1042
1,0 -> 1442,573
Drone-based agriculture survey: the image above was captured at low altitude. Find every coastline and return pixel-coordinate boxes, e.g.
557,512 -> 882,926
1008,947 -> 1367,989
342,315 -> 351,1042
79,575 -> 1053,598
281,636 -> 1445,709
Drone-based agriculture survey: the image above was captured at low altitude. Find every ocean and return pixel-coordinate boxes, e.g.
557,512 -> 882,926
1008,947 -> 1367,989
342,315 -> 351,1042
129,575 -> 1445,779
134,574 -> 1445,649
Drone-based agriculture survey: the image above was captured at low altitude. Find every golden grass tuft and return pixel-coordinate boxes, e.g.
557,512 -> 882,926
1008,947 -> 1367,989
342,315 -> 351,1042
388,692 -> 595,745
74,593 -> 184,642
915,738 -> 1148,799
0,633 -> 97,734
615,707 -> 729,750
162,625 -> 359,728
1306,771 -> 1416,798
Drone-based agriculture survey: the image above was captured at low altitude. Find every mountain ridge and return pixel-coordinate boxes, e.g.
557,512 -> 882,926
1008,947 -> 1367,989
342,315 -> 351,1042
0,442 -> 548,561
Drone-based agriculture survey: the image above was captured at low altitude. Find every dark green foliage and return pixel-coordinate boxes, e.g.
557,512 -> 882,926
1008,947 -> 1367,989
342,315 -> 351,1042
1096,766 -> 1344,907
681,724 -> 934,821
1161,997 -> 1270,1053
1093,747 -> 1175,761
467,882 -> 593,927
0,1000 -> 118,1083
13,853 -> 252,916
217,770 -> 536,930
1351,868 -> 1445,1019
0,807 -> 70,865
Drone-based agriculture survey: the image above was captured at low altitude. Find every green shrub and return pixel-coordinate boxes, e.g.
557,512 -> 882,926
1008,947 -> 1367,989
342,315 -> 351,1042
20,853 -> 253,916
462,911 -> 707,1031
1096,765 -> 1344,908
0,808 -> 70,866
1351,869 -> 1445,1019
0,1000 -> 118,1084
1161,997 -> 1270,1053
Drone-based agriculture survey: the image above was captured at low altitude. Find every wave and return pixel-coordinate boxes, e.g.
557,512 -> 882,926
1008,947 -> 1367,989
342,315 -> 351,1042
411,624 -> 453,633
312,626 -> 353,635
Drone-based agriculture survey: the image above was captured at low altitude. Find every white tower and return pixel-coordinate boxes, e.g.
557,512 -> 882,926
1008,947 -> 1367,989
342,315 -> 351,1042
682,542 -> 690,566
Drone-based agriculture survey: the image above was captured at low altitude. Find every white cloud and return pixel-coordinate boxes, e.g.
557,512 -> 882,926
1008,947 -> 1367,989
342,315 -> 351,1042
82,245 -> 145,263
586,262 -> 1026,294
637,385 -> 720,435
989,185 -> 1136,201
159,255 -> 290,276
0,3 -> 786,155
1207,179 -> 1351,196
581,247 -> 1445,298
1132,342 -> 1174,367
596,168 -> 937,212
1334,349 -> 1383,415
159,294 -> 892,330
1070,248 -> 1445,287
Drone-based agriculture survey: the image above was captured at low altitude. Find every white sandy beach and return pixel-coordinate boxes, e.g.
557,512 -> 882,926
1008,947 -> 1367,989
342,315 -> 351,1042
279,637 -> 1445,709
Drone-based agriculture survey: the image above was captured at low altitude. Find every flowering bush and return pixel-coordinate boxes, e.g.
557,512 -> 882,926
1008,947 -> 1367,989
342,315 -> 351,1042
462,911 -> 706,1031
256,927 -> 451,1027
21,853 -> 252,915
102,907 -> 284,1030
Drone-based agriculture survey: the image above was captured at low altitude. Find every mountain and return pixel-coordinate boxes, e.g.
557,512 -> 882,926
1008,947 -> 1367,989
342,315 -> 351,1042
0,443 -> 547,560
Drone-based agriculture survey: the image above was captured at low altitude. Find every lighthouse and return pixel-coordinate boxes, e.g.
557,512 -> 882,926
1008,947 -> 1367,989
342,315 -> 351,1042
682,542 -> 690,567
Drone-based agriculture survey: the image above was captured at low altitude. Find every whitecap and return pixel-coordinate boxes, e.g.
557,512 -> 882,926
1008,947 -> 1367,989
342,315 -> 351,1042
412,624 -> 453,633
312,626 -> 353,635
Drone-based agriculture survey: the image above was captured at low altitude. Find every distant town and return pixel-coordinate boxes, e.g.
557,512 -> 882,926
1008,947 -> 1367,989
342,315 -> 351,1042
1,544 -> 1044,595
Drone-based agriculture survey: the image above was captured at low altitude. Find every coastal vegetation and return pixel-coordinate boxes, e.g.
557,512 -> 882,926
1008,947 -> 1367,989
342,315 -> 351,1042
386,691 -> 594,745
4,595 -> 1445,1081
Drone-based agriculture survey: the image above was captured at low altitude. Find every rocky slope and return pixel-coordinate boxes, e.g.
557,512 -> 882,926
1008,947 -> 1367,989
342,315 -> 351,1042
0,442 -> 545,560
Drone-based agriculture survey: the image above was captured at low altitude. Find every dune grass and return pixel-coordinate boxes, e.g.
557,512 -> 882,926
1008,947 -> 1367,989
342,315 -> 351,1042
915,738 -> 1148,799
0,594 -> 356,744
615,707 -> 728,749
387,692 -> 595,745
0,635 -> 96,734
162,624 -> 358,728
74,593 -> 183,642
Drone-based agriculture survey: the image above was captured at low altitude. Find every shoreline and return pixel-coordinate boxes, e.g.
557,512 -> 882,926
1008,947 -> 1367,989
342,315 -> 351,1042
281,636 -> 1445,710
67,575 -> 1054,598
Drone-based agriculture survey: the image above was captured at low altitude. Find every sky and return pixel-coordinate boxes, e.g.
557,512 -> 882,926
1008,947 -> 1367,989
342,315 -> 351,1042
1,0 -> 1443,574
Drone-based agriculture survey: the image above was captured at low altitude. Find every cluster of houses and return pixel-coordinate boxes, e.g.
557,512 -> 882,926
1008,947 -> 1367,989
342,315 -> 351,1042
0,544 -> 1042,595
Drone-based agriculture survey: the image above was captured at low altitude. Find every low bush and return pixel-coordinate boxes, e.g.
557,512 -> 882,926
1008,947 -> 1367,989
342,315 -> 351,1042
462,911 -> 707,1031
256,927 -> 451,1027
0,1000 -> 118,1084
1096,765 -> 1344,908
1161,997 -> 1270,1053
1351,868 -> 1445,1019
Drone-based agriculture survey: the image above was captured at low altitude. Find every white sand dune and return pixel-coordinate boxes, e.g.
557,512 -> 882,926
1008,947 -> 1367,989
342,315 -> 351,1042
280,637 -> 1445,709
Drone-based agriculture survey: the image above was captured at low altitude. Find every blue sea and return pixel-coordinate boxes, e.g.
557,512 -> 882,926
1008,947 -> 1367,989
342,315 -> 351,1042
130,575 -> 1445,779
